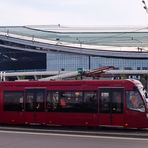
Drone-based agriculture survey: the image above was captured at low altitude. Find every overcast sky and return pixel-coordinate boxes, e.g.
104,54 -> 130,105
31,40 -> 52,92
0,0 -> 148,26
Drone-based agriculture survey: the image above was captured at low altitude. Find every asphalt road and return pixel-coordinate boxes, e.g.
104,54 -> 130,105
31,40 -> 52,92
0,127 -> 148,148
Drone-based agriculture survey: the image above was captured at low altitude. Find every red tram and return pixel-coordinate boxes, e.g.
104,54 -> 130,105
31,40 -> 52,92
0,79 -> 148,128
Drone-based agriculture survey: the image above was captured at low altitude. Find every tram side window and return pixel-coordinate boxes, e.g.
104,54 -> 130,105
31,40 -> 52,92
126,90 -> 145,112
112,91 -> 123,113
99,92 -> 110,113
47,91 -> 97,112
58,91 -> 83,112
47,91 -> 59,112
25,92 -> 34,112
83,91 -> 97,112
36,91 -> 44,112
4,91 -> 24,111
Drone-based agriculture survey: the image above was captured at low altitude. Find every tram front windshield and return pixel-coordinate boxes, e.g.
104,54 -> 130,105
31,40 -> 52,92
136,83 -> 148,100
135,81 -> 148,110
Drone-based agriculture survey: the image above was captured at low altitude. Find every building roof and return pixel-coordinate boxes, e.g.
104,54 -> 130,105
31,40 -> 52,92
0,25 -> 148,60
0,25 -> 148,49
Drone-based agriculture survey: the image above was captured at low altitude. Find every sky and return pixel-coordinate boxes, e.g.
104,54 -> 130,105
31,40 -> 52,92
0,0 -> 148,26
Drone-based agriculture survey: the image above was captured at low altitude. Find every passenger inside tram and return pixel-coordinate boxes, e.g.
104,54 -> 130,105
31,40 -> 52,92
130,94 -> 139,108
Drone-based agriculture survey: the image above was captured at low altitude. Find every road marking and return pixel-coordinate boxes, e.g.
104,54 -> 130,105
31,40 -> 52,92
0,130 -> 147,141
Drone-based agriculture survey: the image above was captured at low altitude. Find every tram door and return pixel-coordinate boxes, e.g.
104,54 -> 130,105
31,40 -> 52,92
98,87 -> 124,127
24,88 -> 46,124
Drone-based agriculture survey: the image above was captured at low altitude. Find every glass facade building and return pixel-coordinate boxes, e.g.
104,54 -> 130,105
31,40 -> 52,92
0,25 -> 148,72
47,51 -> 148,71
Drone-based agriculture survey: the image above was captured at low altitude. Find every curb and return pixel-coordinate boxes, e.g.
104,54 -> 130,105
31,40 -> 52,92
0,125 -> 148,138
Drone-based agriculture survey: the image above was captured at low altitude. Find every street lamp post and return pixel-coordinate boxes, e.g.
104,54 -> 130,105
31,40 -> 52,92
142,0 -> 148,90
142,0 -> 148,14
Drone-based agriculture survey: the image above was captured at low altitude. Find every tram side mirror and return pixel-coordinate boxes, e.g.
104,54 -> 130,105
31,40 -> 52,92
145,91 -> 147,97
145,92 -> 148,98
143,88 -> 148,98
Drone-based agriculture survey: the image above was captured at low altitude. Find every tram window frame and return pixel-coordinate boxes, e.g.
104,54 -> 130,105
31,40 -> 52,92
3,91 -> 24,112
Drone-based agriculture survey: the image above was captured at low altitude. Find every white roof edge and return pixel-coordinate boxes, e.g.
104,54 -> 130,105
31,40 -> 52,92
26,25 -> 148,33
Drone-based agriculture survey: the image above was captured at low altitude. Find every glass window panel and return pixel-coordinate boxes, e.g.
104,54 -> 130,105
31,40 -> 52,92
99,91 -> 110,113
126,90 -> 145,112
4,91 -> 24,111
83,91 -> 98,112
